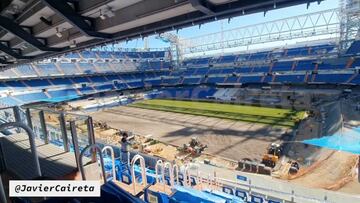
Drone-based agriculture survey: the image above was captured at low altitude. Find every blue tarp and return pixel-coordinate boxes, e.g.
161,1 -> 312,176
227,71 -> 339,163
302,127 -> 360,155
40,95 -> 80,103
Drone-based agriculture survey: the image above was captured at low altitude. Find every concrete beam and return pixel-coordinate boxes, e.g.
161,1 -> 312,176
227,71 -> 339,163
189,0 -> 215,15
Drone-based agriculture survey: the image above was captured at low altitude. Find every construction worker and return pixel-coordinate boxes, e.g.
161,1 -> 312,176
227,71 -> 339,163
120,131 -> 130,164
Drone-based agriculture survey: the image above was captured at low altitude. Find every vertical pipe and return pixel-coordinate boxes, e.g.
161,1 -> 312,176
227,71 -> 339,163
13,106 -> 22,133
0,122 -> 41,177
102,146 -> 116,181
13,106 -> 21,123
70,120 -> 80,170
86,117 -> 96,163
79,144 -> 107,183
38,110 -> 49,144
59,113 -> 69,152
25,108 -> 33,130
0,174 -> 6,203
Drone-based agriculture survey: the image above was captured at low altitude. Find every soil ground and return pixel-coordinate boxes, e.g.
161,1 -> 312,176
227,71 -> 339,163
91,106 -> 289,162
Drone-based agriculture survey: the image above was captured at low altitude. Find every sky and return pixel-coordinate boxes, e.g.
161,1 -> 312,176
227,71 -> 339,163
116,0 -> 340,51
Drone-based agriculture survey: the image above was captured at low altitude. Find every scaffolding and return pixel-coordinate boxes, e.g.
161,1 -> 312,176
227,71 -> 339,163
175,8 -> 341,58
339,0 -> 360,52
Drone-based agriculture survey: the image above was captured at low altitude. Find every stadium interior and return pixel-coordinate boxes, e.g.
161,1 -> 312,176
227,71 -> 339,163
0,0 -> 360,203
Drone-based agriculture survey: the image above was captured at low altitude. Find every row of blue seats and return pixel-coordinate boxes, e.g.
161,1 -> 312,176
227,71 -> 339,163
183,59 -> 354,76
0,59 -> 170,78
184,44 -> 336,66
0,71 -> 358,94
1,72 -> 359,106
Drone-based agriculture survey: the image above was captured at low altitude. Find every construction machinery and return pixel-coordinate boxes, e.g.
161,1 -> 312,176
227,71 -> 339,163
180,137 -> 207,156
288,161 -> 300,175
262,143 -> 283,168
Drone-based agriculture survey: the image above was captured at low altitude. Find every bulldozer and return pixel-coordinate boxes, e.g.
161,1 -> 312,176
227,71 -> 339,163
180,137 -> 207,156
262,143 -> 283,168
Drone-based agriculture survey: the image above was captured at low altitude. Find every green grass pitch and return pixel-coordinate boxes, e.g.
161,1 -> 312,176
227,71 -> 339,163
130,99 -> 306,128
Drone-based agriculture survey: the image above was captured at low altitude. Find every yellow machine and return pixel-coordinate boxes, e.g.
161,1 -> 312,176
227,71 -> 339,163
262,143 -> 283,167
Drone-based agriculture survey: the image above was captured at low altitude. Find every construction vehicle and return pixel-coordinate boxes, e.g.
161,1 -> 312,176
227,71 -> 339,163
261,143 -> 283,168
180,137 -> 207,156
288,161 -> 300,175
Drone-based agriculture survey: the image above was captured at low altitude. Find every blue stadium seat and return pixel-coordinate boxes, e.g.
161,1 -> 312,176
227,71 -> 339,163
14,92 -> 48,102
207,76 -> 225,83
51,78 -> 73,85
272,61 -> 293,72
64,52 -> 80,58
275,74 -> 305,83
239,76 -> 262,83
37,64 -> 61,75
78,63 -> 96,74
24,79 -> 51,88
17,65 -> 37,76
60,63 -> 80,75
224,76 -> 239,83
48,89 -> 78,98
183,77 -> 201,84
295,60 -> 315,71
81,51 -> 97,58
252,66 -> 269,73
207,68 -> 223,75
314,74 -> 352,83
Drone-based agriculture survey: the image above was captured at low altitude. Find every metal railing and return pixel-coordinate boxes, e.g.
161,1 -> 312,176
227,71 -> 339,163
0,105 -> 97,174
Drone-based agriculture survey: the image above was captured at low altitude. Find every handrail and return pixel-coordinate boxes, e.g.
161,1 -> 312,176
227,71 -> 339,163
183,164 -> 191,187
164,162 -> 174,188
155,160 -> 164,184
79,144 -> 106,183
173,164 -> 179,185
131,154 -> 147,194
0,122 -> 41,177
101,146 -> 116,181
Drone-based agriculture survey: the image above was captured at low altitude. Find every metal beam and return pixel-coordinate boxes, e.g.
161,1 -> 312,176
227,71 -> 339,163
0,16 -> 62,52
0,42 -> 32,59
42,0 -> 112,39
189,0 -> 215,15
7,0 -> 325,66
0,58 -> 12,64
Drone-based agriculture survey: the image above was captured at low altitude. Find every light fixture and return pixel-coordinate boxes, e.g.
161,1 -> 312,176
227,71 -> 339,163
99,9 -> 106,20
56,27 -> 62,38
69,40 -> 76,48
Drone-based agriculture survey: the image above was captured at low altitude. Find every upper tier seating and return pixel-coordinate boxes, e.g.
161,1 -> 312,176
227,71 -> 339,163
64,52 -> 80,58
16,65 -> 38,76
0,69 -> 17,78
60,63 -> 80,75
346,41 -> 360,55
37,64 -> 61,76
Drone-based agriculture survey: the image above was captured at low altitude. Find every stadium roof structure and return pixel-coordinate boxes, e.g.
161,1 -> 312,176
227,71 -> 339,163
0,0 -> 324,66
